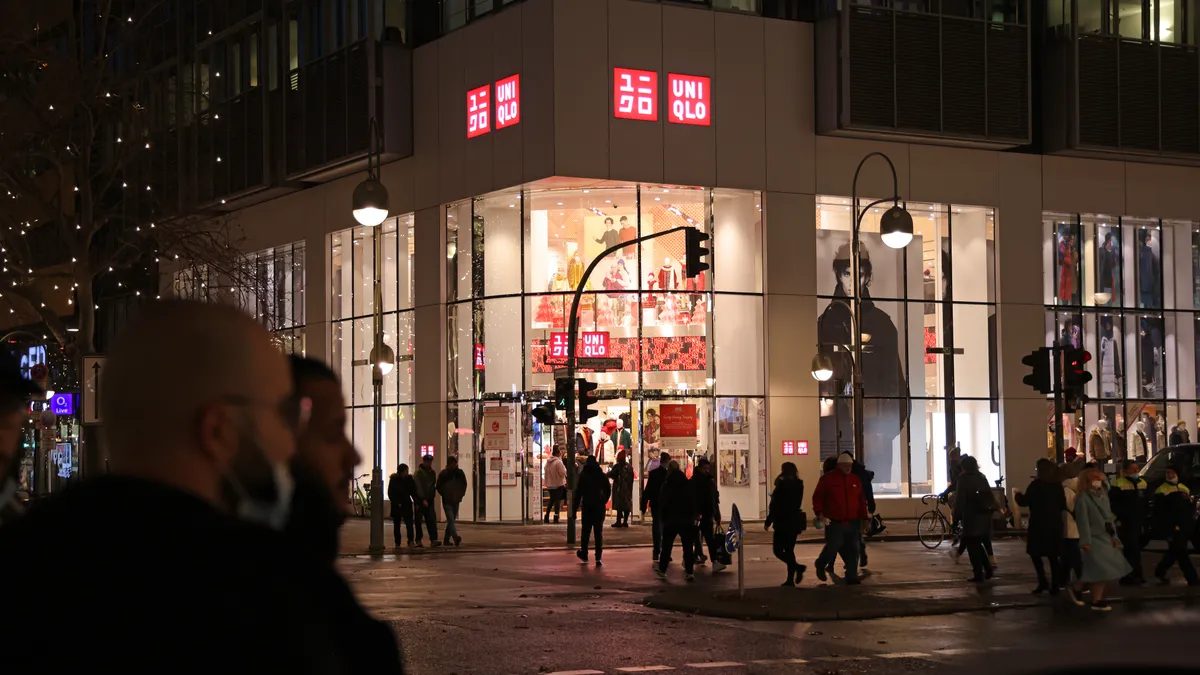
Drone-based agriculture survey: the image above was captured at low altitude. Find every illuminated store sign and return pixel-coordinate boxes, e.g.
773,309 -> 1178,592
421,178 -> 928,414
467,74 -> 521,138
548,331 -> 609,360
495,74 -> 520,129
614,67 -> 658,121
467,84 -> 491,138
667,73 -> 710,126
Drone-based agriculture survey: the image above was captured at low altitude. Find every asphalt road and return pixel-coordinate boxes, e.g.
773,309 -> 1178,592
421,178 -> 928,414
339,540 -> 1199,675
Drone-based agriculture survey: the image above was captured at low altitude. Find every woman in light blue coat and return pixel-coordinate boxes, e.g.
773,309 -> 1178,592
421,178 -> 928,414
1074,467 -> 1132,611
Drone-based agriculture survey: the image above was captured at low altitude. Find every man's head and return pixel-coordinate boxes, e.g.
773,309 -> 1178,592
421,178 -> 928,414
102,301 -> 299,526
1166,465 -> 1181,484
960,455 -> 980,474
837,452 -> 854,474
659,451 -> 670,465
552,446 -> 561,458
667,459 -> 680,473
697,457 -> 710,475
1122,459 -> 1140,476
604,217 -> 614,226
780,462 -> 798,479
0,351 -> 40,489
422,455 -> 433,468
398,463 -> 409,477
289,356 -> 359,516
619,216 -> 629,225
823,456 -> 838,474
447,456 -> 458,469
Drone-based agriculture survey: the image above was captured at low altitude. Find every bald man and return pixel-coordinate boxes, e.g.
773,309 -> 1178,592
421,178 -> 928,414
0,350 -> 42,525
0,301 -> 352,672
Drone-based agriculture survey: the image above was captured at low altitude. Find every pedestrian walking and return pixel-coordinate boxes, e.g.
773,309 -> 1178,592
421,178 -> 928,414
414,454 -> 440,547
0,301 -> 388,672
573,455 -> 610,565
1060,458 -> 1085,604
765,461 -> 807,586
641,451 -> 670,564
812,452 -> 868,584
543,445 -> 567,524
1109,459 -> 1147,585
388,464 -> 418,547
852,457 -> 875,568
1152,464 -> 1198,586
0,351 -> 43,526
436,456 -> 468,546
656,460 -> 697,581
608,449 -> 634,527
691,457 -> 726,572
1014,458 -> 1065,594
954,455 -> 997,583
1074,467 -> 1132,611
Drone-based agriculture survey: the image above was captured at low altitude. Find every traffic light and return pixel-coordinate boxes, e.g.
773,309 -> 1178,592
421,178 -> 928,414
554,377 -> 573,410
531,402 -> 556,425
1021,347 -> 1052,394
1062,347 -> 1092,412
577,378 -> 599,424
684,227 -> 711,278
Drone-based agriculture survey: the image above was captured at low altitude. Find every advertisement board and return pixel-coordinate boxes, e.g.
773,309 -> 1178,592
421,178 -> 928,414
659,403 -> 697,450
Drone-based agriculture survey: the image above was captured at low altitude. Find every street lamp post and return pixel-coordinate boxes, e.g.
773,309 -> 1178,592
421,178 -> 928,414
812,152 -> 913,462
352,117 -> 390,556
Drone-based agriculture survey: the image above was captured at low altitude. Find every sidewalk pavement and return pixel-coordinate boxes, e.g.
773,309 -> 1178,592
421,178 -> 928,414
642,538 -> 1200,621
338,515 -> 1022,556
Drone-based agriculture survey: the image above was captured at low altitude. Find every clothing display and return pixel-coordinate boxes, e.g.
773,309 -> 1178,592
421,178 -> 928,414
1097,239 -> 1119,298
618,223 -> 637,254
1139,235 -> 1159,307
1130,423 -> 1148,461
567,254 -> 584,290
657,261 -> 679,291
1099,335 -> 1120,397
1087,424 -> 1111,463
595,224 -> 621,251
1057,235 -> 1076,302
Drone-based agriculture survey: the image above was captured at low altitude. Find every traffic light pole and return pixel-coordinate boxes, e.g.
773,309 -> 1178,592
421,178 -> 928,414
1052,346 -> 1065,464
563,226 -> 692,547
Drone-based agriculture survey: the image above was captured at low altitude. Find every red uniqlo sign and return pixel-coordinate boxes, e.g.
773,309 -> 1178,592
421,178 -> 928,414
474,344 -> 486,370
467,84 -> 490,138
614,68 -> 657,121
495,74 -> 520,129
549,332 -> 609,359
668,73 -> 711,126
782,440 -> 796,455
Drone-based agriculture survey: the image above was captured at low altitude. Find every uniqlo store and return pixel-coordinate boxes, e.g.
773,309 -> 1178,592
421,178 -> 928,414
443,183 -> 768,522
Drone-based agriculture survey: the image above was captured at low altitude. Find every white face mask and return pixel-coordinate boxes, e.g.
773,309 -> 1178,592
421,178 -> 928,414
1090,480 -> 1103,489
224,427 -> 295,531
1168,477 -> 1179,485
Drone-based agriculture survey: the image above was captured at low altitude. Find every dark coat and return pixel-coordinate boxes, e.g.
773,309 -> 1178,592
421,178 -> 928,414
572,459 -> 611,522
659,470 -> 696,526
1108,474 -> 1147,534
607,460 -> 634,512
853,461 -> 876,513
388,473 -> 417,517
765,476 -> 806,533
641,465 -> 667,512
286,463 -> 345,564
691,471 -> 720,520
414,464 -> 437,504
0,476 -> 402,673
954,469 -> 996,538
1016,477 -> 1065,557
436,467 -> 468,505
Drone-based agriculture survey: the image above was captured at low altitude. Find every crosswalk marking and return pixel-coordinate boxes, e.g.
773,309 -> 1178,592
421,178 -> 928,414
683,663 -> 743,669
935,648 -> 975,655
750,659 -> 808,665
616,668 -> 675,673
547,671 -> 606,675
879,652 -> 930,659
810,656 -> 870,662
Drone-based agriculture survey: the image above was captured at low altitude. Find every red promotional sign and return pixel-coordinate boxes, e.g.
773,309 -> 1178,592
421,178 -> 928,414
667,73 -> 710,126
473,344 -> 486,370
549,332 -> 609,360
495,74 -> 520,129
659,404 -> 697,439
419,444 -> 435,457
467,84 -> 491,138
797,440 -> 809,456
614,67 -> 658,121
782,440 -> 795,455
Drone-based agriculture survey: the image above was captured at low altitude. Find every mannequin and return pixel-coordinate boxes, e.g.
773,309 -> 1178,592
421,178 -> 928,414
1047,422 -> 1056,461
567,243 -> 584,290
616,417 -> 632,452
1130,420 -> 1148,461
1057,231 -> 1076,303
1097,231 -> 1119,302
1098,320 -> 1121,397
658,257 -> 679,291
595,430 -> 614,465
1156,415 -> 1167,453
1088,419 -> 1112,463
1139,230 -> 1159,307
1113,419 -> 1128,462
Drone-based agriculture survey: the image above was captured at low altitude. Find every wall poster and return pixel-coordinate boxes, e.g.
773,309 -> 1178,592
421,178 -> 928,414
717,435 -> 750,487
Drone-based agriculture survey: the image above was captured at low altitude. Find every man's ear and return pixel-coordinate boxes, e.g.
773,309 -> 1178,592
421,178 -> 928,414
197,403 -> 239,469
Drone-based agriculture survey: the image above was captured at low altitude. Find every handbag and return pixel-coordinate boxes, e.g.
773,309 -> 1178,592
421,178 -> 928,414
798,510 -> 808,532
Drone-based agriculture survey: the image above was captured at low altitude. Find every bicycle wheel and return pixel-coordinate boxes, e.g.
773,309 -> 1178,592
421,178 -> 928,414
917,511 -> 948,549
353,492 -> 366,517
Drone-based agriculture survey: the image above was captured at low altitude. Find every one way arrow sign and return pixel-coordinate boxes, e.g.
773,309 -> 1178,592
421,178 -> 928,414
82,356 -> 107,425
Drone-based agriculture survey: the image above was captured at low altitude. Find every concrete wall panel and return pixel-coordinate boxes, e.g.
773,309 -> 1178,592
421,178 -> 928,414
714,13 -> 765,190
519,0 -> 555,184
463,20 -> 496,198
1041,156 -> 1125,216
607,0 -> 663,183
662,5 -> 716,187
764,19 -> 815,194
437,30 -> 468,205
908,145 -> 999,207
1124,162 -> 1200,220
553,0 -> 609,179
814,136 -> 911,201
413,46 -> 441,210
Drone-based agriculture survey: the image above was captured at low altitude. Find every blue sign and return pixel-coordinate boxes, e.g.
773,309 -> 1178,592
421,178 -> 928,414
725,504 -> 744,554
50,393 -> 74,416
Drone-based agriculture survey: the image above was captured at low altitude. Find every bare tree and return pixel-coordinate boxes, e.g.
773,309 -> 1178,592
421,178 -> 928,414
0,0 -> 253,359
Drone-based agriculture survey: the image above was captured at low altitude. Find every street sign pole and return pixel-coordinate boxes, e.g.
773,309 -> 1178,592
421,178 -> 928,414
564,226 -> 692,548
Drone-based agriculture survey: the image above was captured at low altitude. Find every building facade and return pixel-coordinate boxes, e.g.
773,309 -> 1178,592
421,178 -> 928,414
189,0 -> 1200,520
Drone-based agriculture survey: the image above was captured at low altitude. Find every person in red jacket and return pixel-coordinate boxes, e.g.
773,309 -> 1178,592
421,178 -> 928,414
812,452 -> 869,584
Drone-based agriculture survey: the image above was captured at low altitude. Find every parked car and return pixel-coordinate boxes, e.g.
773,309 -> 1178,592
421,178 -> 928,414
1138,443 -> 1200,548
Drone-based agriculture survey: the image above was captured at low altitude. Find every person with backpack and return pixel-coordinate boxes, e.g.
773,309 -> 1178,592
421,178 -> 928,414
954,455 -> 996,583
765,462 -> 806,586
573,456 -> 610,565
656,460 -> 697,581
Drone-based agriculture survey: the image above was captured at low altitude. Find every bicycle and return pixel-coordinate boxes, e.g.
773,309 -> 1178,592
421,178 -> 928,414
350,473 -> 371,517
917,494 -> 960,549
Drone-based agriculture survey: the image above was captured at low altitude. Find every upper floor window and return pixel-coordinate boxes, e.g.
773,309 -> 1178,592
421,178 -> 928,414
1072,0 -> 1199,44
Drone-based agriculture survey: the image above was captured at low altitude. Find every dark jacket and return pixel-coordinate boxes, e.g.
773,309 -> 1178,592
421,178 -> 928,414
691,471 -> 720,521
1108,474 -> 1147,533
954,469 -> 996,538
1016,477 -> 1065,557
812,469 -> 868,523
572,458 -> 611,522
285,462 -> 345,564
436,467 -> 468,505
0,476 -> 403,673
1154,483 -> 1194,542
388,473 -> 417,517
1169,429 -> 1186,446
659,469 -> 696,526
853,461 -> 876,513
414,464 -> 437,504
607,460 -> 634,512
765,476 -> 806,532
641,464 -> 667,512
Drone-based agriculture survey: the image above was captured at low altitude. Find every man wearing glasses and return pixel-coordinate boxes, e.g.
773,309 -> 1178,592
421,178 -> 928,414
0,301 -> 387,672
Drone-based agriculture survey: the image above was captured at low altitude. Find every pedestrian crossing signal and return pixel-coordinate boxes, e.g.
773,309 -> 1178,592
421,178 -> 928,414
532,402 -> 556,425
554,377 -> 573,410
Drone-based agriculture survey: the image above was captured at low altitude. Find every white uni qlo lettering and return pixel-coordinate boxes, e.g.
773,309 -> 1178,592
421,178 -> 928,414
618,73 -> 635,113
